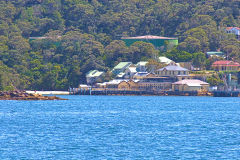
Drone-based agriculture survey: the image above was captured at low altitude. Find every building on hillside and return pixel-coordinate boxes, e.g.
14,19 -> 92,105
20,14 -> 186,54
133,72 -> 150,79
206,51 -> 225,58
124,66 -> 137,79
29,36 -> 62,46
172,79 -> 209,91
142,74 -> 174,83
176,62 -> 194,71
159,56 -> 174,65
29,36 -> 62,41
212,60 -> 240,71
156,64 -> 190,81
86,70 -> 105,84
225,27 -> 240,40
112,62 -> 132,75
121,35 -> 178,50
116,72 -> 126,79
136,61 -> 148,72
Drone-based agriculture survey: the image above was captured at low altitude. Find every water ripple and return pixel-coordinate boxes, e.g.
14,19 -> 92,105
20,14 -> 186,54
0,96 -> 240,159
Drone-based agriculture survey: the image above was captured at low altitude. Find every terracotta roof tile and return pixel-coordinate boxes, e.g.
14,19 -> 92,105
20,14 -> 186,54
226,27 -> 240,30
212,60 -> 240,66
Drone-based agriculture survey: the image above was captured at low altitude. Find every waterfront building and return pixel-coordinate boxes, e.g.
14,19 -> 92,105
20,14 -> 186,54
86,70 -> 105,84
112,62 -> 132,75
138,82 -> 172,91
118,80 -> 139,90
79,84 -> 91,90
99,79 -> 139,90
212,60 -> 240,71
172,79 -> 209,91
137,74 -> 172,91
105,79 -> 126,88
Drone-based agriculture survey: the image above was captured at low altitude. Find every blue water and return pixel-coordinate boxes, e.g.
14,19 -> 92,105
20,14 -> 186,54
0,96 -> 240,159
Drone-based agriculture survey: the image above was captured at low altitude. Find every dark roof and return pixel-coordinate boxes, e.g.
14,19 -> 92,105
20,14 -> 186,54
157,65 -> 188,71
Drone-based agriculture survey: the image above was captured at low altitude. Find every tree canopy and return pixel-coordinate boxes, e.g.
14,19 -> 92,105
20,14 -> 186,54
0,0 -> 239,90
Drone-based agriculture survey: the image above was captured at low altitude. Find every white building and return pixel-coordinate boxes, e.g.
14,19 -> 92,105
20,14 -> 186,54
225,27 -> 240,40
136,61 -> 148,72
86,70 -> 105,84
172,79 -> 209,91
159,56 -> 174,65
124,66 -> 137,79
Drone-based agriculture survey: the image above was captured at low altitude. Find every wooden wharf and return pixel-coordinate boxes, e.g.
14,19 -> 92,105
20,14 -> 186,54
70,88 -> 156,95
70,88 -> 212,96
213,91 -> 240,97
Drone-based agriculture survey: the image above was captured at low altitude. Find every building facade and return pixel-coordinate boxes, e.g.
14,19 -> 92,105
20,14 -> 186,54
156,64 -> 190,81
121,35 -> 178,50
136,61 -> 148,72
172,79 -> 209,92
124,66 -> 137,79
225,27 -> 240,40
212,60 -> 240,71
86,70 -> 105,84
112,62 -> 132,75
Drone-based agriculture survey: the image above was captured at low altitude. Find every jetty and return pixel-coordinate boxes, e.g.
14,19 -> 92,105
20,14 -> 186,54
0,91 -> 67,100
70,88 -> 212,96
213,91 -> 240,97
71,89 -> 155,96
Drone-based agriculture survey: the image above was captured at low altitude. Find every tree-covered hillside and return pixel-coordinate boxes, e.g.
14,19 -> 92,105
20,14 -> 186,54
0,0 -> 240,90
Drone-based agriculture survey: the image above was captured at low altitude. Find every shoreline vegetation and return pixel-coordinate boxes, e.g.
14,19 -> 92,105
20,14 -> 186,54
0,91 -> 68,100
0,1 -> 240,92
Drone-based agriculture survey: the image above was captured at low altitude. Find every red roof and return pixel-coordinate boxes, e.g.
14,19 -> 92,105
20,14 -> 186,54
121,35 -> 177,40
226,27 -> 240,30
212,60 -> 240,67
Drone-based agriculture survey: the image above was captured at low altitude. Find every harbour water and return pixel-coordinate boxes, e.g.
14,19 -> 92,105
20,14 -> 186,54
0,96 -> 240,159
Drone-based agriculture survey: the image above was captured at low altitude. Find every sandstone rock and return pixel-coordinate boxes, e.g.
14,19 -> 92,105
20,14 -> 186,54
0,91 -> 68,100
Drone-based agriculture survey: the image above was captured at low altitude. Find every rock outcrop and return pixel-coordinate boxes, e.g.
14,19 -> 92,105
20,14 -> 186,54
0,91 -> 68,100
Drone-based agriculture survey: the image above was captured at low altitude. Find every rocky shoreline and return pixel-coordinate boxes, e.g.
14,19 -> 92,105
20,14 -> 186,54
0,91 -> 68,100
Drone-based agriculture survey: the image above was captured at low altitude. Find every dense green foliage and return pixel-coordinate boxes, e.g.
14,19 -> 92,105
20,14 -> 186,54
0,0 -> 240,90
